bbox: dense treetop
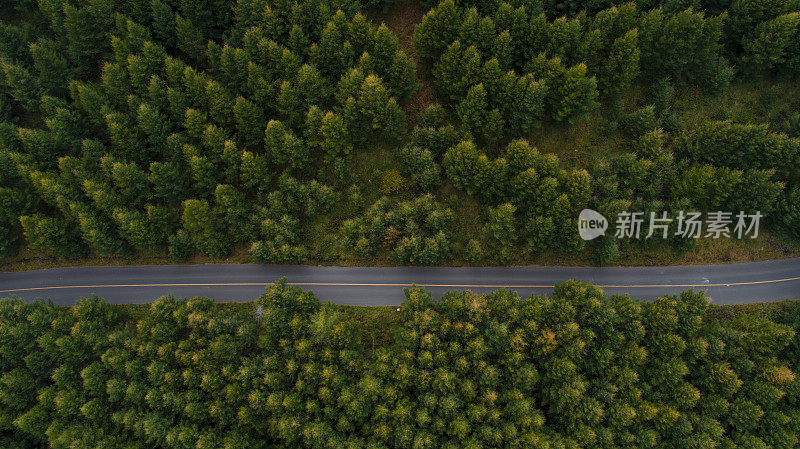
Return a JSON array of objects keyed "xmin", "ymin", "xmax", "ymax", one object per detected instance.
[
  {"xmin": 2, "ymin": 282, "xmax": 800, "ymax": 448},
  {"xmin": 1, "ymin": 0, "xmax": 798, "ymax": 266}
]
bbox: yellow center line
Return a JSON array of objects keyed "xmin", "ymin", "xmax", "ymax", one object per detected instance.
[{"xmin": 1, "ymin": 275, "xmax": 799, "ymax": 294}]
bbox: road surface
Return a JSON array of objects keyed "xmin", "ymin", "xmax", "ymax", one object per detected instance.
[{"xmin": 1, "ymin": 259, "xmax": 799, "ymax": 306}]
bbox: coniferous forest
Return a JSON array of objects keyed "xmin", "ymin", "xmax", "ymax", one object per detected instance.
[
  {"xmin": 1, "ymin": 0, "xmax": 799, "ymax": 267},
  {"xmin": 1, "ymin": 283, "xmax": 800, "ymax": 448}
]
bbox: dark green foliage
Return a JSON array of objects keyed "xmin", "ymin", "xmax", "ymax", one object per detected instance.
[
  {"xmin": 464, "ymin": 238, "xmax": 483, "ymax": 262},
  {"xmin": 741, "ymin": 13, "xmax": 800, "ymax": 76},
  {"xmin": 181, "ymin": 198, "xmax": 231, "ymax": 257},
  {"xmin": 0, "ymin": 22, "xmax": 32, "ymax": 64},
  {"xmin": 594, "ymin": 234, "xmax": 620, "ymax": 264},
  {"xmin": 62, "ymin": 0, "xmax": 116, "ymax": 78},
  {"xmin": 232, "ymin": 96, "xmax": 265, "ymax": 149},
  {"xmin": 1, "ymin": 61, "xmax": 40, "ymax": 112},
  {"xmin": 414, "ymin": 0, "xmax": 462, "ymax": 67},
  {"xmin": 638, "ymin": 8, "xmax": 729, "ymax": 89},
  {"xmin": 0, "ymin": 0, "xmax": 418, "ymax": 265},
  {"xmin": 673, "ymin": 120, "xmax": 800, "ymax": 184},
  {"xmin": 19, "ymin": 213, "xmax": 86, "ymax": 259},
  {"xmin": 149, "ymin": 0, "xmax": 175, "ymax": 49},
  {"xmin": 168, "ymin": 229, "xmax": 194, "ymax": 261},
  {"xmin": 29, "ymin": 39, "xmax": 71, "ymax": 97},
  {"xmin": 175, "ymin": 15, "xmax": 205, "ymax": 65},
  {"xmin": 618, "ymin": 104, "xmax": 659, "ymax": 138},
  {"xmin": 73, "ymin": 204, "xmax": 130, "ymax": 256},
  {"xmin": 672, "ymin": 164, "xmax": 784, "ymax": 214},
  {"xmin": 408, "ymin": 122, "xmax": 467, "ymax": 158},
  {"xmin": 1, "ymin": 0, "xmax": 800, "ymax": 267},
  {"xmin": 775, "ymin": 187, "xmax": 800, "ymax": 238}
]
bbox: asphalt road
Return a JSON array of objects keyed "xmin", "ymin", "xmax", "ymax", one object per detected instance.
[{"xmin": 1, "ymin": 259, "xmax": 799, "ymax": 306}]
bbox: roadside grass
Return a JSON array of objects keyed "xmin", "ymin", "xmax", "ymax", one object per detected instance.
[{"xmin": 4, "ymin": 228, "xmax": 798, "ymax": 271}]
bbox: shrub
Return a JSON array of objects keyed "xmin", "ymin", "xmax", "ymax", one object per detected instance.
[
  {"xmin": 340, "ymin": 195, "xmax": 454, "ymax": 264},
  {"xmin": 379, "ymin": 168, "xmax": 406, "ymax": 195},
  {"xmin": 168, "ymin": 229, "xmax": 194, "ymax": 262},
  {"xmin": 395, "ymin": 146, "xmax": 442, "ymax": 192},
  {"xmin": 464, "ymin": 239, "xmax": 483, "ymax": 263},
  {"xmin": 618, "ymin": 105, "xmax": 658, "ymax": 138}
]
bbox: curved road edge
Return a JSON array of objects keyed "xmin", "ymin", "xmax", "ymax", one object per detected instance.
[{"xmin": 1, "ymin": 259, "xmax": 799, "ymax": 306}]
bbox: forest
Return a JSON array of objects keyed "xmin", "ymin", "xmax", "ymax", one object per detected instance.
[
  {"xmin": 1, "ymin": 282, "xmax": 800, "ymax": 448},
  {"xmin": 1, "ymin": 0, "xmax": 799, "ymax": 267}
]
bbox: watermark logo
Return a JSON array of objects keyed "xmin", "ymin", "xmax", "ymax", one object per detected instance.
[
  {"xmin": 578, "ymin": 210, "xmax": 762, "ymax": 240},
  {"xmin": 578, "ymin": 209, "xmax": 608, "ymax": 241}
]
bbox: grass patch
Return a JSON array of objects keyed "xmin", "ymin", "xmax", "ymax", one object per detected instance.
[{"xmin": 676, "ymin": 78, "xmax": 800, "ymax": 128}]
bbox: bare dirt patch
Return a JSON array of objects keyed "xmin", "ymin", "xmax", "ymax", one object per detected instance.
[{"xmin": 367, "ymin": 0, "xmax": 441, "ymax": 123}]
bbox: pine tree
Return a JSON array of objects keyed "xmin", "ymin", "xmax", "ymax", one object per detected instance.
[
  {"xmin": 214, "ymin": 184, "xmax": 255, "ymax": 242},
  {"xmin": 443, "ymin": 140, "xmax": 507, "ymax": 203},
  {"xmin": 319, "ymin": 112, "xmax": 352, "ymax": 162},
  {"xmin": 147, "ymin": 161, "xmax": 185, "ymax": 205},
  {"xmin": 29, "ymin": 39, "xmax": 70, "ymax": 97},
  {"xmin": 341, "ymin": 74, "xmax": 406, "ymax": 146},
  {"xmin": 240, "ymin": 150, "xmax": 271, "ymax": 195},
  {"xmin": 137, "ymin": 103, "xmax": 170, "ymax": 153},
  {"xmin": 638, "ymin": 8, "xmax": 727, "ymax": 88},
  {"xmin": 233, "ymin": 96, "xmax": 266, "ymax": 149},
  {"xmin": 459, "ymin": 45, "xmax": 484, "ymax": 98},
  {"xmin": 111, "ymin": 161, "xmax": 150, "ymax": 205},
  {"xmin": 506, "ymin": 74, "xmax": 547, "ymax": 136},
  {"xmin": 0, "ymin": 22, "xmax": 32, "ymax": 64},
  {"xmin": 73, "ymin": 204, "xmax": 129, "ymax": 256},
  {"xmin": 19, "ymin": 213, "xmax": 86, "ymax": 258},
  {"xmin": 527, "ymin": 56, "xmax": 599, "ymax": 123},
  {"xmin": 456, "ymin": 83, "xmax": 487, "ymax": 140},
  {"xmin": 395, "ymin": 146, "xmax": 441, "ymax": 192},
  {"xmin": 151, "ymin": 0, "xmax": 176, "ymax": 49},
  {"xmin": 232, "ymin": 0, "xmax": 267, "ymax": 45},
  {"xmin": 486, "ymin": 202, "xmax": 517, "ymax": 246},
  {"xmin": 1, "ymin": 62, "xmax": 40, "ymax": 112},
  {"xmin": 63, "ymin": 1, "xmax": 115, "ymax": 78},
  {"xmin": 184, "ymin": 108, "xmax": 208, "ymax": 140},
  {"xmin": 264, "ymin": 120, "xmax": 305, "ymax": 165},
  {"xmin": 599, "ymin": 29, "xmax": 639, "ymax": 97},
  {"xmin": 546, "ymin": 16, "xmax": 582, "ymax": 64},
  {"xmin": 372, "ymin": 24, "xmax": 400, "ymax": 76},
  {"xmin": 316, "ymin": 15, "xmax": 353, "ymax": 80},
  {"xmin": 458, "ymin": 8, "xmax": 483, "ymax": 51},
  {"xmin": 105, "ymin": 112, "xmax": 144, "ymax": 162},
  {"xmin": 432, "ymin": 41, "xmax": 464, "ymax": 102},
  {"xmin": 205, "ymin": 80, "xmax": 234, "ymax": 128},
  {"xmin": 181, "ymin": 198, "xmax": 231, "ymax": 257},
  {"xmin": 493, "ymin": 30, "xmax": 513, "ymax": 71},
  {"xmin": 175, "ymin": 15, "xmax": 205, "ymax": 65},
  {"xmin": 742, "ymin": 13, "xmax": 800, "ymax": 76},
  {"xmin": 413, "ymin": 0, "xmax": 461, "ymax": 68},
  {"xmin": 349, "ymin": 14, "xmax": 375, "ymax": 56}
]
